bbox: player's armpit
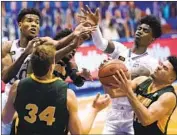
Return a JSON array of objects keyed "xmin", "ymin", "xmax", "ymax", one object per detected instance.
[{"xmin": 104, "ymin": 40, "xmax": 115, "ymax": 54}]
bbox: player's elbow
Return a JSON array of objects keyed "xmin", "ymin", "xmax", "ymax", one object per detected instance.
[
  {"xmin": 2, "ymin": 114, "xmax": 11, "ymax": 124},
  {"xmin": 141, "ymin": 118, "xmax": 153, "ymax": 126}
]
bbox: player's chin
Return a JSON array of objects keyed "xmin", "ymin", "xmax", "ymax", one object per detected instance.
[{"xmin": 27, "ymin": 34, "xmax": 38, "ymax": 40}]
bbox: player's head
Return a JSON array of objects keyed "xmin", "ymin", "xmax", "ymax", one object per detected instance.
[
  {"xmin": 31, "ymin": 45, "xmax": 56, "ymax": 77},
  {"xmin": 17, "ymin": 8, "xmax": 41, "ymax": 40},
  {"xmin": 135, "ymin": 15, "xmax": 162, "ymax": 48},
  {"xmin": 152, "ymin": 56, "xmax": 177, "ymax": 84},
  {"xmin": 54, "ymin": 29, "xmax": 77, "ymax": 63}
]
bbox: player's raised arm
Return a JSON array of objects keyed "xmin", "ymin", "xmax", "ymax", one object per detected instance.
[
  {"xmin": 78, "ymin": 5, "xmax": 127, "ymax": 55},
  {"xmin": 67, "ymin": 89, "xmax": 110, "ymax": 134}
]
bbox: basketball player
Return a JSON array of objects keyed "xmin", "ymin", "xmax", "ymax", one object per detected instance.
[
  {"xmin": 53, "ymin": 28, "xmax": 93, "ymax": 87},
  {"xmin": 79, "ymin": 6, "xmax": 161, "ymax": 134},
  {"xmin": 2, "ymin": 8, "xmax": 95, "ymax": 134},
  {"xmin": 111, "ymin": 56, "xmax": 177, "ymax": 135},
  {"xmin": 2, "ymin": 44, "xmax": 111, "ymax": 135}
]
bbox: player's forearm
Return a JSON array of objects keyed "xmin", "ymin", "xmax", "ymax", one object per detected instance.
[
  {"xmin": 81, "ymin": 107, "xmax": 98, "ymax": 134},
  {"xmin": 91, "ymin": 26, "xmax": 109, "ymax": 51},
  {"xmin": 127, "ymin": 90, "xmax": 152, "ymax": 126},
  {"xmin": 55, "ymin": 33, "xmax": 76, "ymax": 50},
  {"xmin": 55, "ymin": 44, "xmax": 75, "ymax": 63},
  {"xmin": 2, "ymin": 52, "xmax": 29, "ymax": 83}
]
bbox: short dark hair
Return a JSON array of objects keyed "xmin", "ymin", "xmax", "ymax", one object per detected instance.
[
  {"xmin": 54, "ymin": 29, "xmax": 73, "ymax": 40},
  {"xmin": 17, "ymin": 8, "xmax": 41, "ymax": 23},
  {"xmin": 139, "ymin": 15, "xmax": 162, "ymax": 38},
  {"xmin": 167, "ymin": 56, "xmax": 177, "ymax": 80},
  {"xmin": 31, "ymin": 45, "xmax": 56, "ymax": 77}
]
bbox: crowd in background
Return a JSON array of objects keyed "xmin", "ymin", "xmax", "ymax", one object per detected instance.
[{"xmin": 2, "ymin": 1, "xmax": 177, "ymax": 42}]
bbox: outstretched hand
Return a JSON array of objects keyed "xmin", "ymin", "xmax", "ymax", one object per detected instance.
[
  {"xmin": 78, "ymin": 68, "xmax": 93, "ymax": 81},
  {"xmin": 74, "ymin": 21, "xmax": 97, "ymax": 37},
  {"xmin": 78, "ymin": 5, "xmax": 100, "ymax": 26},
  {"xmin": 92, "ymin": 93, "xmax": 111, "ymax": 112}
]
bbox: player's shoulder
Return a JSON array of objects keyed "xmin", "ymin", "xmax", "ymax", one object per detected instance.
[
  {"xmin": 2, "ymin": 40, "xmax": 13, "ymax": 52},
  {"xmin": 133, "ymin": 76, "xmax": 149, "ymax": 86},
  {"xmin": 112, "ymin": 41, "xmax": 127, "ymax": 49},
  {"xmin": 67, "ymin": 89, "xmax": 76, "ymax": 98},
  {"xmin": 142, "ymin": 54, "xmax": 158, "ymax": 66}
]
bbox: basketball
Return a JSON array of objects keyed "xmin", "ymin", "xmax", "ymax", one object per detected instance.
[{"xmin": 98, "ymin": 59, "xmax": 129, "ymax": 86}]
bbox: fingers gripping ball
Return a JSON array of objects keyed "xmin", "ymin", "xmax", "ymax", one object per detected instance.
[{"xmin": 98, "ymin": 60, "xmax": 129, "ymax": 86}]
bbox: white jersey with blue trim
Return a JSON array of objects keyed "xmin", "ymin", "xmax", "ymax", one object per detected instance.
[
  {"xmin": 4, "ymin": 39, "xmax": 31, "ymax": 95},
  {"xmin": 109, "ymin": 41, "xmax": 158, "ymax": 107}
]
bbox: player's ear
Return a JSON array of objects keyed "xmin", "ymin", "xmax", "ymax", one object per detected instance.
[{"xmin": 18, "ymin": 22, "xmax": 22, "ymax": 31}]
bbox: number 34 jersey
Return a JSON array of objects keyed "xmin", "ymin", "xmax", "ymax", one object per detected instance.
[{"xmin": 14, "ymin": 74, "xmax": 69, "ymax": 135}]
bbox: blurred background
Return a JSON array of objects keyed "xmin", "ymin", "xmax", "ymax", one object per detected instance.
[{"xmin": 1, "ymin": 1, "xmax": 177, "ymax": 134}]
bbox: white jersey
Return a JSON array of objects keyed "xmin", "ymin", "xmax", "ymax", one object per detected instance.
[
  {"xmin": 109, "ymin": 41, "xmax": 158, "ymax": 107},
  {"xmin": 4, "ymin": 39, "xmax": 31, "ymax": 95}
]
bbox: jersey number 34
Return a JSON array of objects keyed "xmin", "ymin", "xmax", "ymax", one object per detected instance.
[{"xmin": 24, "ymin": 103, "xmax": 56, "ymax": 126}]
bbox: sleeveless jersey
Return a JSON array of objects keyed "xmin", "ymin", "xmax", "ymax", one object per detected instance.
[
  {"xmin": 133, "ymin": 78, "xmax": 177, "ymax": 135},
  {"xmin": 14, "ymin": 74, "xmax": 69, "ymax": 135},
  {"xmin": 5, "ymin": 39, "xmax": 31, "ymax": 95}
]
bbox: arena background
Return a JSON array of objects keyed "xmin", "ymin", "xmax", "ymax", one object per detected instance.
[{"xmin": 1, "ymin": 1, "xmax": 177, "ymax": 134}]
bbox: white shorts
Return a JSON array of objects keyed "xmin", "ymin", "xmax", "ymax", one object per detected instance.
[
  {"xmin": 2, "ymin": 93, "xmax": 12, "ymax": 135},
  {"xmin": 102, "ymin": 105, "xmax": 134, "ymax": 135}
]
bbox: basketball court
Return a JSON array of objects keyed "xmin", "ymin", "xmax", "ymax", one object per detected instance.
[{"xmin": 77, "ymin": 93, "xmax": 177, "ymax": 135}]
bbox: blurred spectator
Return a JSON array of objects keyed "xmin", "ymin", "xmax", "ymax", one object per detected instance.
[
  {"xmin": 65, "ymin": 8, "xmax": 74, "ymax": 29},
  {"xmin": 100, "ymin": 1, "xmax": 109, "ymax": 19},
  {"xmin": 114, "ymin": 9, "xmax": 129, "ymax": 38},
  {"xmin": 40, "ymin": 16, "xmax": 53, "ymax": 37},
  {"xmin": 127, "ymin": 2, "xmax": 141, "ymax": 37},
  {"xmin": 42, "ymin": 2, "xmax": 53, "ymax": 24},
  {"xmin": 153, "ymin": 2, "xmax": 161, "ymax": 17},
  {"xmin": 161, "ymin": 2, "xmax": 170, "ymax": 19},
  {"xmin": 119, "ymin": 1, "xmax": 129, "ymax": 19},
  {"xmin": 102, "ymin": 18, "xmax": 120, "ymax": 40},
  {"xmin": 108, "ymin": 2, "xmax": 118, "ymax": 16},
  {"xmin": 2, "ymin": 2, "xmax": 8, "ymax": 41},
  {"xmin": 159, "ymin": 12, "xmax": 167, "ymax": 25},
  {"xmin": 21, "ymin": 1, "xmax": 28, "ymax": 9},
  {"xmin": 53, "ymin": 2, "xmax": 65, "ymax": 25},
  {"xmin": 170, "ymin": 2, "xmax": 177, "ymax": 18},
  {"xmin": 7, "ymin": 18, "xmax": 16, "ymax": 40},
  {"xmin": 52, "ymin": 13, "xmax": 63, "ymax": 37},
  {"xmin": 101, "ymin": 10, "xmax": 119, "ymax": 40},
  {"xmin": 2, "ymin": 1, "xmax": 177, "ymax": 42}
]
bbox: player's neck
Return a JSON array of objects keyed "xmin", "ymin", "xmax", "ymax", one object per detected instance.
[
  {"xmin": 132, "ymin": 45, "xmax": 147, "ymax": 55},
  {"xmin": 35, "ymin": 73, "xmax": 53, "ymax": 81},
  {"xmin": 19, "ymin": 35, "xmax": 30, "ymax": 48},
  {"xmin": 150, "ymin": 80, "xmax": 170, "ymax": 93}
]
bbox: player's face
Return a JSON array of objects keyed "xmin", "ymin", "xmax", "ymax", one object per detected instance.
[
  {"xmin": 19, "ymin": 14, "xmax": 40, "ymax": 39},
  {"xmin": 135, "ymin": 24, "xmax": 153, "ymax": 47},
  {"xmin": 63, "ymin": 49, "xmax": 76, "ymax": 62},
  {"xmin": 153, "ymin": 60, "xmax": 176, "ymax": 83}
]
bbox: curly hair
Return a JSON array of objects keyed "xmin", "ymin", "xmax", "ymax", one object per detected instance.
[
  {"xmin": 17, "ymin": 8, "xmax": 41, "ymax": 23},
  {"xmin": 54, "ymin": 28, "xmax": 73, "ymax": 40},
  {"xmin": 167, "ymin": 56, "xmax": 177, "ymax": 80},
  {"xmin": 31, "ymin": 45, "xmax": 56, "ymax": 77},
  {"xmin": 139, "ymin": 15, "xmax": 162, "ymax": 38}
]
